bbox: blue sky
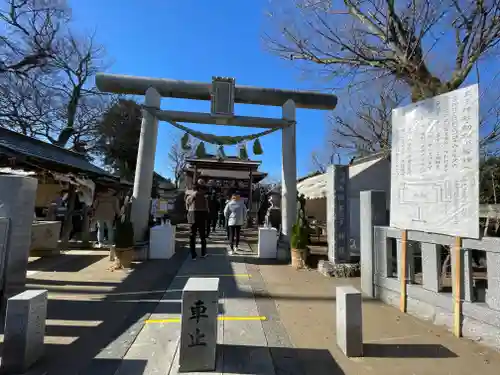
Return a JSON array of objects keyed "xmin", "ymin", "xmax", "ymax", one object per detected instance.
[{"xmin": 69, "ymin": 0, "xmax": 332, "ymax": 181}]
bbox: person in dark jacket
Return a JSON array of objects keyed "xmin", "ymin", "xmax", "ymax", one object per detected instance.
[
  {"xmin": 185, "ymin": 183, "xmax": 209, "ymax": 260},
  {"xmin": 218, "ymin": 195, "xmax": 226, "ymax": 229},
  {"xmin": 206, "ymin": 192, "xmax": 219, "ymax": 235}
]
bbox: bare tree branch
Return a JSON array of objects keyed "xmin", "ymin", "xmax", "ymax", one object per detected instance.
[
  {"xmin": 168, "ymin": 135, "xmax": 196, "ymax": 189},
  {"xmin": 265, "ymin": 0, "xmax": 500, "ymax": 101},
  {"xmin": 0, "ymin": 0, "xmax": 69, "ymax": 76}
]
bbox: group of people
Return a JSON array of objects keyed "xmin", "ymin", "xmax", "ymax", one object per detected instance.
[
  {"xmin": 53, "ymin": 187, "xmax": 125, "ymax": 248},
  {"xmin": 185, "ymin": 180, "xmax": 247, "ymax": 260}
]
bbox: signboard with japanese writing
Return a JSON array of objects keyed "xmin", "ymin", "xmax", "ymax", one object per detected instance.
[
  {"xmin": 201, "ymin": 178, "xmax": 250, "ymax": 190},
  {"xmin": 390, "ymin": 84, "xmax": 479, "ymax": 239}
]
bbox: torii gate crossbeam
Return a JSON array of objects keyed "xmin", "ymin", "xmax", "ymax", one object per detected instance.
[{"xmin": 95, "ymin": 73, "xmax": 337, "ymax": 252}]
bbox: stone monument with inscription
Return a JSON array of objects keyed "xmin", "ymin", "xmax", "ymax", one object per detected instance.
[
  {"xmin": 326, "ymin": 164, "xmax": 350, "ymax": 263},
  {"xmin": 1, "ymin": 289, "xmax": 48, "ymax": 373},
  {"xmin": 179, "ymin": 277, "xmax": 219, "ymax": 372},
  {"xmin": 390, "ymin": 84, "xmax": 479, "ymax": 238}
]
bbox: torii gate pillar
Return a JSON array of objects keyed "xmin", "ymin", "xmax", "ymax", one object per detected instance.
[
  {"xmin": 131, "ymin": 88, "xmax": 161, "ymax": 241},
  {"xmin": 281, "ymin": 100, "xmax": 297, "ymax": 245}
]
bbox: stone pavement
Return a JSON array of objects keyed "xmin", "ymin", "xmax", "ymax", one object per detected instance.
[
  {"xmin": 113, "ymin": 234, "xmax": 296, "ymax": 375},
  {"xmin": 1, "ymin": 247, "xmax": 188, "ymax": 375},
  {"xmin": 251, "ymin": 252, "xmax": 500, "ymax": 375},
  {"xmin": 3, "ymin": 227, "xmax": 500, "ymax": 374},
  {"xmin": 113, "ymin": 226, "xmax": 500, "ymax": 375}
]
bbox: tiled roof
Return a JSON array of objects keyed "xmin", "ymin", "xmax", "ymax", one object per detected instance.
[{"xmin": 0, "ymin": 127, "xmax": 112, "ymax": 177}]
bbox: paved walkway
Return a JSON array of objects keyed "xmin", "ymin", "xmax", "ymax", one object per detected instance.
[
  {"xmin": 112, "ymin": 228, "xmax": 500, "ymax": 375},
  {"xmin": 113, "ymin": 237, "xmax": 285, "ymax": 374},
  {"xmin": 3, "ymin": 227, "xmax": 500, "ymax": 374}
]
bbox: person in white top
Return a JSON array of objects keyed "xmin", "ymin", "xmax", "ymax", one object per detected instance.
[{"xmin": 224, "ymin": 192, "xmax": 247, "ymax": 254}]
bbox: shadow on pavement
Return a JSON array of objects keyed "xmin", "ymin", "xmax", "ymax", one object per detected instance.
[
  {"xmin": 80, "ymin": 358, "xmax": 147, "ymax": 375},
  {"xmin": 18, "ymin": 250, "xmax": 189, "ymax": 375},
  {"xmin": 220, "ymin": 344, "xmax": 345, "ymax": 375},
  {"xmin": 363, "ymin": 343, "xmax": 458, "ymax": 358},
  {"xmin": 28, "ymin": 254, "xmax": 107, "ymax": 273},
  {"xmin": 251, "ymin": 290, "xmax": 379, "ymax": 303},
  {"xmin": 26, "ymin": 278, "xmax": 119, "ymax": 287}
]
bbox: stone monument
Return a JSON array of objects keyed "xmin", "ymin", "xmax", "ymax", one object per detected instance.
[
  {"xmin": 0, "ymin": 175, "xmax": 38, "ymax": 301},
  {"xmin": 179, "ymin": 277, "xmax": 220, "ymax": 372}
]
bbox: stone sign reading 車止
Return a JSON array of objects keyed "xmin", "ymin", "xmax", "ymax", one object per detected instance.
[
  {"xmin": 179, "ymin": 277, "xmax": 219, "ymax": 372},
  {"xmin": 390, "ymin": 84, "xmax": 479, "ymax": 239}
]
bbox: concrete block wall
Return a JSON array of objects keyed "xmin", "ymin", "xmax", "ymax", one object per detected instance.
[
  {"xmin": 360, "ymin": 190, "xmax": 500, "ymax": 351},
  {"xmin": 372, "ymin": 226, "xmax": 500, "ymax": 350}
]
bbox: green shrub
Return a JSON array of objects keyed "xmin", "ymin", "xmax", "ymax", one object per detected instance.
[
  {"xmin": 291, "ymin": 193, "xmax": 309, "ymax": 250},
  {"xmin": 114, "ymin": 200, "xmax": 135, "ymax": 249},
  {"xmin": 291, "ymin": 222, "xmax": 308, "ymax": 249}
]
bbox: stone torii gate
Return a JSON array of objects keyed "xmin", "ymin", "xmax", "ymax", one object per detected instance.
[{"xmin": 95, "ymin": 73, "xmax": 337, "ymax": 246}]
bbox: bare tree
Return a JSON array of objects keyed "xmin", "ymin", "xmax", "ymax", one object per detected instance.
[
  {"xmin": 1, "ymin": 30, "xmax": 111, "ymax": 153},
  {"xmin": 0, "ymin": 0, "xmax": 69, "ymax": 76},
  {"xmin": 310, "ymin": 150, "xmax": 338, "ymax": 173},
  {"xmin": 331, "ymin": 86, "xmax": 405, "ymax": 156},
  {"xmin": 266, "ymin": 0, "xmax": 500, "ymax": 102},
  {"xmin": 168, "ymin": 137, "xmax": 195, "ymax": 189},
  {"xmin": 45, "ymin": 32, "xmax": 109, "ymax": 147}
]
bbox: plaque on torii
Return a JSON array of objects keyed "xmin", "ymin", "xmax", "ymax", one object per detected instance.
[{"xmin": 210, "ymin": 76, "xmax": 235, "ymax": 117}]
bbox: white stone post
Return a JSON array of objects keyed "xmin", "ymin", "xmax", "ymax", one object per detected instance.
[
  {"xmin": 336, "ymin": 286, "xmax": 363, "ymax": 357},
  {"xmin": 281, "ymin": 99, "xmax": 297, "ymax": 245},
  {"xmin": 2, "ymin": 290, "xmax": 48, "ymax": 373},
  {"xmin": 131, "ymin": 87, "xmax": 161, "ymax": 242},
  {"xmin": 421, "ymin": 243, "xmax": 441, "ymax": 292},
  {"xmin": 360, "ymin": 190, "xmax": 387, "ymax": 297},
  {"xmin": 485, "ymin": 252, "xmax": 500, "ymax": 309},
  {"xmin": 179, "ymin": 277, "xmax": 219, "ymax": 372}
]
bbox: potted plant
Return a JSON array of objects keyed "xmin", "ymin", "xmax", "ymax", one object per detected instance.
[
  {"xmin": 110, "ymin": 198, "xmax": 135, "ymax": 271},
  {"xmin": 290, "ymin": 194, "xmax": 309, "ymax": 269}
]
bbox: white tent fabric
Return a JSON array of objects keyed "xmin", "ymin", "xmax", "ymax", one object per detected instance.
[
  {"xmin": 297, "ymin": 156, "xmax": 384, "ymax": 200},
  {"xmin": 297, "ymin": 173, "xmax": 327, "ymax": 199}
]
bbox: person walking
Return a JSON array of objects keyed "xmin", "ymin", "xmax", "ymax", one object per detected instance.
[
  {"xmin": 207, "ymin": 192, "xmax": 219, "ymax": 235},
  {"xmin": 224, "ymin": 192, "xmax": 247, "ymax": 254},
  {"xmin": 217, "ymin": 194, "xmax": 226, "ymax": 229},
  {"xmin": 185, "ymin": 182, "xmax": 209, "ymax": 260},
  {"xmin": 92, "ymin": 188, "xmax": 121, "ymax": 248}
]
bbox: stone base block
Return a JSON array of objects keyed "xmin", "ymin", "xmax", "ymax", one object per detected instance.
[
  {"xmin": 318, "ymin": 261, "xmax": 360, "ymax": 278},
  {"xmin": 336, "ymin": 286, "xmax": 363, "ymax": 357},
  {"xmin": 1, "ymin": 290, "xmax": 48, "ymax": 373}
]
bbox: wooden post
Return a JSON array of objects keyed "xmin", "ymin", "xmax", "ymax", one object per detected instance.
[
  {"xmin": 81, "ymin": 205, "xmax": 90, "ymax": 248},
  {"xmin": 400, "ymin": 230, "xmax": 408, "ymax": 313},
  {"xmin": 453, "ymin": 236, "xmax": 462, "ymax": 337},
  {"xmin": 60, "ymin": 186, "xmax": 76, "ymax": 247},
  {"xmin": 248, "ymin": 169, "xmax": 253, "ymax": 226}
]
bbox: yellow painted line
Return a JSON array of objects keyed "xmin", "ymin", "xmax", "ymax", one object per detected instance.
[
  {"xmin": 453, "ymin": 236, "xmax": 462, "ymax": 338},
  {"xmin": 145, "ymin": 316, "xmax": 267, "ymax": 324},
  {"xmin": 175, "ymin": 274, "xmax": 250, "ymax": 278}
]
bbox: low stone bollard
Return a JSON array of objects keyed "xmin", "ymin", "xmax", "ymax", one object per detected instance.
[
  {"xmin": 178, "ymin": 277, "xmax": 220, "ymax": 372},
  {"xmin": 336, "ymin": 286, "xmax": 363, "ymax": 357},
  {"xmin": 1, "ymin": 290, "xmax": 48, "ymax": 373}
]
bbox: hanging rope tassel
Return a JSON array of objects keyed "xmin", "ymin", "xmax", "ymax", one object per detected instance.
[{"xmin": 253, "ymin": 139, "xmax": 263, "ymax": 155}]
